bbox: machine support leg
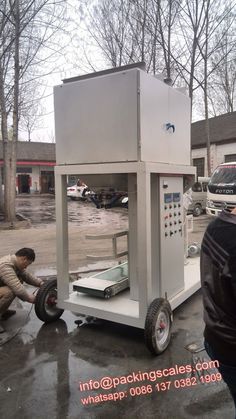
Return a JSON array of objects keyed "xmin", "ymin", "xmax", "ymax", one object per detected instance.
[{"xmin": 137, "ymin": 167, "xmax": 152, "ymax": 321}]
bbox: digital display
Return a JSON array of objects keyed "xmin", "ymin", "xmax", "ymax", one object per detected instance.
[
  {"xmin": 173, "ymin": 193, "xmax": 181, "ymax": 202},
  {"xmin": 164, "ymin": 193, "xmax": 173, "ymax": 204}
]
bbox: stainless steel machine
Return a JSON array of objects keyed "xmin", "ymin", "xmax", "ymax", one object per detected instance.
[{"xmin": 35, "ymin": 63, "xmax": 199, "ymax": 355}]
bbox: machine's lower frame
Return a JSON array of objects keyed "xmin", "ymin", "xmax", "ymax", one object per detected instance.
[
  {"xmin": 34, "ymin": 161, "xmax": 200, "ymax": 355},
  {"xmin": 34, "ymin": 251, "xmax": 200, "ymax": 356},
  {"xmin": 35, "ymin": 278, "xmax": 174, "ymax": 355}
]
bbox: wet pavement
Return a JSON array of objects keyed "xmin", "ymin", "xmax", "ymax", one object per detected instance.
[
  {"xmin": 0, "ymin": 196, "xmax": 234, "ymax": 418},
  {"xmin": 15, "ymin": 194, "xmax": 128, "ymax": 228},
  {"xmin": 0, "ymin": 289, "xmax": 233, "ymax": 419}
]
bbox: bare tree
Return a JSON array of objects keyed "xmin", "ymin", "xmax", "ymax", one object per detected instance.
[
  {"xmin": 0, "ymin": 1, "xmax": 15, "ymax": 222},
  {"xmin": 77, "ymin": 0, "xmax": 183, "ymax": 79},
  {"xmin": 164, "ymin": 0, "xmax": 236, "ymax": 174},
  {"xmin": 194, "ymin": 0, "xmax": 236, "ymax": 175},
  {"xmin": 0, "ymin": 0, "xmax": 68, "ymax": 223},
  {"xmin": 47, "ymin": 129, "xmax": 55, "ymax": 143},
  {"xmin": 208, "ymin": 15, "xmax": 236, "ymax": 115},
  {"xmin": 19, "ymin": 87, "xmax": 45, "ymax": 141},
  {"xmin": 145, "ymin": 0, "xmax": 181, "ymax": 78},
  {"xmin": 71, "ymin": 0, "xmax": 236, "ymax": 178},
  {"xmin": 80, "ymin": 0, "xmax": 140, "ymax": 67},
  {"xmin": 174, "ymin": 0, "xmax": 209, "ymax": 110}
]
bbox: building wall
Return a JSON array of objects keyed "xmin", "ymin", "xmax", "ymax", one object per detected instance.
[
  {"xmin": 31, "ymin": 166, "xmax": 40, "ymax": 193},
  {"xmin": 16, "ymin": 165, "xmax": 54, "ymax": 193},
  {"xmin": 192, "ymin": 142, "xmax": 236, "ymax": 176},
  {"xmin": 216, "ymin": 142, "xmax": 236, "ymax": 166}
]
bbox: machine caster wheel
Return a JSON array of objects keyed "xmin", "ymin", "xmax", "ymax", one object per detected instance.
[
  {"xmin": 188, "ymin": 242, "xmax": 200, "ymax": 257},
  {"xmin": 193, "ymin": 204, "xmax": 202, "ymax": 217},
  {"xmin": 104, "ymin": 287, "xmax": 112, "ymax": 299},
  {"xmin": 144, "ymin": 298, "xmax": 172, "ymax": 355},
  {"xmin": 35, "ymin": 278, "xmax": 64, "ymax": 323}
]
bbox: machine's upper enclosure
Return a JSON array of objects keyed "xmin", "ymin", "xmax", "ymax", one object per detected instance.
[{"xmin": 54, "ymin": 66, "xmax": 190, "ymax": 165}]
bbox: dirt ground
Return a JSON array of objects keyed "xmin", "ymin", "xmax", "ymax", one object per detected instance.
[{"xmin": 0, "ymin": 195, "xmax": 211, "ymax": 276}]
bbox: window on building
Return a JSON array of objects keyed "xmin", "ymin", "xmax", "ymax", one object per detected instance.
[
  {"xmin": 16, "ymin": 167, "xmax": 32, "ymax": 173},
  {"xmin": 202, "ymin": 182, "xmax": 208, "ymax": 192},
  {"xmin": 40, "ymin": 170, "xmax": 55, "ymax": 193},
  {"xmin": 193, "ymin": 158, "xmax": 205, "ymax": 177},
  {"xmin": 192, "ymin": 182, "xmax": 202, "ymax": 192},
  {"xmin": 224, "ymin": 154, "xmax": 236, "ymax": 163}
]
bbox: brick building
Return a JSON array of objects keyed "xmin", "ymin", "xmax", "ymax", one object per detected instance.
[{"xmin": 0, "ymin": 141, "xmax": 55, "ymax": 193}]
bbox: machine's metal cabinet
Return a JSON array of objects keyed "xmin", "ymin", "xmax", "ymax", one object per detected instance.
[
  {"xmin": 54, "ymin": 70, "xmax": 139, "ymax": 165},
  {"xmin": 139, "ymin": 72, "xmax": 190, "ymax": 165},
  {"xmin": 54, "ymin": 68, "xmax": 190, "ymax": 166}
]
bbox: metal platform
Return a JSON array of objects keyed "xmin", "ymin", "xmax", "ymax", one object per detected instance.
[
  {"xmin": 58, "ymin": 257, "xmax": 200, "ymax": 329},
  {"xmin": 73, "ymin": 262, "xmax": 129, "ymax": 298}
]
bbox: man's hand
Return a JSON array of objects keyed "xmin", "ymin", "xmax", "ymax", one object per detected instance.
[
  {"xmin": 38, "ymin": 279, "xmax": 46, "ymax": 287},
  {"xmin": 28, "ymin": 293, "xmax": 36, "ymax": 304}
]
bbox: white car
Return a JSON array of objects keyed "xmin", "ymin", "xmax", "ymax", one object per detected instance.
[{"xmin": 67, "ymin": 179, "xmax": 89, "ymax": 200}]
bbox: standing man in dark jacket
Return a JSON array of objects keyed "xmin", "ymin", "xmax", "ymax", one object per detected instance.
[{"xmin": 201, "ymin": 208, "xmax": 236, "ymax": 415}]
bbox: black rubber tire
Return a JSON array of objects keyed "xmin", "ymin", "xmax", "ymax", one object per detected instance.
[
  {"xmin": 35, "ymin": 278, "xmax": 64, "ymax": 323},
  {"xmin": 193, "ymin": 204, "xmax": 202, "ymax": 217},
  {"xmin": 144, "ymin": 298, "xmax": 172, "ymax": 355}
]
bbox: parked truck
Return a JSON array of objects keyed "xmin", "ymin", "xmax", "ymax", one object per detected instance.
[{"xmin": 187, "ymin": 176, "xmax": 209, "ymax": 216}]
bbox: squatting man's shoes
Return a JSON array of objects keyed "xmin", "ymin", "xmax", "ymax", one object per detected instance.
[{"xmin": 0, "ymin": 309, "xmax": 17, "ymax": 332}]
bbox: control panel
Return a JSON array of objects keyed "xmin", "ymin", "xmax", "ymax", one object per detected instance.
[
  {"xmin": 159, "ymin": 176, "xmax": 184, "ymax": 300},
  {"xmin": 163, "ymin": 192, "xmax": 183, "ymax": 239}
]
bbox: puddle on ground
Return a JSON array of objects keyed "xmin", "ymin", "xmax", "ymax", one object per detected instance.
[{"xmin": 16, "ymin": 196, "xmax": 128, "ymax": 229}]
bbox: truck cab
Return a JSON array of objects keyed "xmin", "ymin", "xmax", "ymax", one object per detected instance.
[{"xmin": 206, "ymin": 162, "xmax": 236, "ymax": 216}]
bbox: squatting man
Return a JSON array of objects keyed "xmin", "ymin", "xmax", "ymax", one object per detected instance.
[{"xmin": 0, "ymin": 248, "xmax": 44, "ymax": 333}]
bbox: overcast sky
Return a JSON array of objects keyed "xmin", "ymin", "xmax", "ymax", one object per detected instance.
[
  {"xmin": 19, "ymin": 1, "xmax": 104, "ymax": 143},
  {"xmin": 22, "ymin": 1, "xmax": 207, "ymax": 143}
]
